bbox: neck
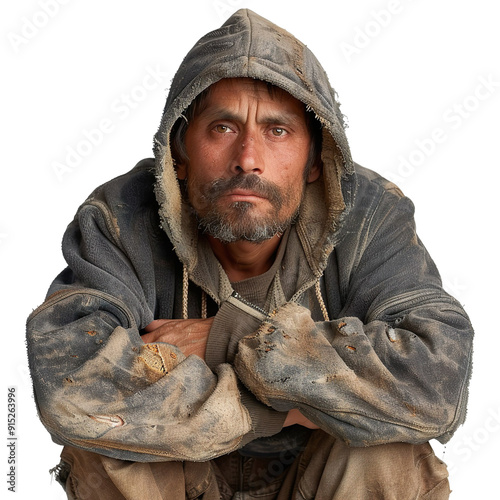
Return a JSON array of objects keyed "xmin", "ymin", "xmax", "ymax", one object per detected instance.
[{"xmin": 208, "ymin": 234, "xmax": 283, "ymax": 282}]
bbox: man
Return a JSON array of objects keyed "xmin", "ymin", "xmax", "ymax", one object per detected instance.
[{"xmin": 27, "ymin": 9, "xmax": 473, "ymax": 499}]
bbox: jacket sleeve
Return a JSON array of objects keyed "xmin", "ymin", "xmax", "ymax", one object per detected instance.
[
  {"xmin": 234, "ymin": 183, "xmax": 474, "ymax": 447},
  {"xmin": 26, "ymin": 192, "xmax": 280, "ymax": 463}
]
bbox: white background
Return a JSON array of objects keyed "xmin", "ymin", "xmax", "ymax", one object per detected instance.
[{"xmin": 1, "ymin": 0, "xmax": 498, "ymax": 498}]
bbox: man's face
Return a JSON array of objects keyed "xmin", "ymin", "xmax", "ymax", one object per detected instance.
[{"xmin": 176, "ymin": 78, "xmax": 320, "ymax": 243}]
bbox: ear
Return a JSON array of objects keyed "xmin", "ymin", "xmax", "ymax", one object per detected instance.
[
  {"xmin": 176, "ymin": 162, "xmax": 187, "ymax": 180},
  {"xmin": 306, "ymin": 161, "xmax": 322, "ymax": 183}
]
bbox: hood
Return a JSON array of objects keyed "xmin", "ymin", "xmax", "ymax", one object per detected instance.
[{"xmin": 153, "ymin": 9, "xmax": 355, "ymax": 297}]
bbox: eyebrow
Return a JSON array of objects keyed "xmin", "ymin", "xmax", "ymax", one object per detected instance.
[{"xmin": 200, "ymin": 106, "xmax": 305, "ymax": 127}]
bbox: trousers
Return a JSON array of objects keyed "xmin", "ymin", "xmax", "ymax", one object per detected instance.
[{"xmin": 54, "ymin": 431, "xmax": 450, "ymax": 499}]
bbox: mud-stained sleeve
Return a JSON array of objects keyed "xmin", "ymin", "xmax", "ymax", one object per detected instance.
[
  {"xmin": 28, "ymin": 296, "xmax": 251, "ymax": 461},
  {"xmin": 26, "ymin": 198, "xmax": 253, "ymax": 462},
  {"xmin": 234, "ymin": 191, "xmax": 474, "ymax": 447},
  {"xmin": 234, "ymin": 300, "xmax": 472, "ymax": 447}
]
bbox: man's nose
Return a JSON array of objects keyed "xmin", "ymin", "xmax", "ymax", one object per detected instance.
[{"xmin": 231, "ymin": 132, "xmax": 265, "ymax": 175}]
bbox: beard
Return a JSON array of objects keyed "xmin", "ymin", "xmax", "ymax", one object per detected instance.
[{"xmin": 189, "ymin": 174, "xmax": 303, "ymax": 244}]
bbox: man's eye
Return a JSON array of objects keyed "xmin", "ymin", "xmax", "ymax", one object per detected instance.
[
  {"xmin": 214, "ymin": 124, "xmax": 231, "ymax": 133},
  {"xmin": 271, "ymin": 128, "xmax": 287, "ymax": 137}
]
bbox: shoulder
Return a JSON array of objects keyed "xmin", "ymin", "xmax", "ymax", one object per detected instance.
[
  {"xmin": 345, "ymin": 163, "xmax": 414, "ymax": 218},
  {"xmin": 352, "ymin": 163, "xmax": 405, "ymax": 202},
  {"xmin": 69, "ymin": 158, "xmax": 163, "ymax": 244},
  {"xmin": 85, "ymin": 158, "xmax": 157, "ymax": 210},
  {"xmin": 334, "ymin": 163, "xmax": 416, "ymax": 248}
]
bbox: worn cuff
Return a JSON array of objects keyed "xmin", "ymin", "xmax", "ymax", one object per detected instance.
[{"xmin": 239, "ymin": 384, "xmax": 287, "ymax": 446}]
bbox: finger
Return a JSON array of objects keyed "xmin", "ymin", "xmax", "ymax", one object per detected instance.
[
  {"xmin": 144, "ymin": 319, "xmax": 170, "ymax": 332},
  {"xmin": 141, "ymin": 332, "xmax": 153, "ymax": 343}
]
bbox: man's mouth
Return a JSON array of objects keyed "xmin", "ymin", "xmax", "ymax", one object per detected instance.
[
  {"xmin": 203, "ymin": 174, "xmax": 283, "ymax": 209},
  {"xmin": 223, "ymin": 189, "xmax": 267, "ymax": 203}
]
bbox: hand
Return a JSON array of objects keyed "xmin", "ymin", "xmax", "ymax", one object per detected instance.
[
  {"xmin": 142, "ymin": 318, "xmax": 214, "ymax": 359},
  {"xmin": 283, "ymin": 409, "xmax": 320, "ymax": 429}
]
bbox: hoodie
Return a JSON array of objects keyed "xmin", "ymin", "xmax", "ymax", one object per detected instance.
[{"xmin": 26, "ymin": 9, "xmax": 473, "ymax": 462}]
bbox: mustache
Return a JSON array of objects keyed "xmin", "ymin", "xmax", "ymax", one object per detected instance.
[{"xmin": 201, "ymin": 174, "xmax": 284, "ymax": 207}]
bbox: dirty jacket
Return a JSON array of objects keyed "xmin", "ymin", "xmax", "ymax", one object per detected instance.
[{"xmin": 26, "ymin": 9, "xmax": 473, "ymax": 462}]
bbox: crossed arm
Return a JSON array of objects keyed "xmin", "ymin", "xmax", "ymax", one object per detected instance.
[{"xmin": 142, "ymin": 317, "xmax": 319, "ymax": 429}]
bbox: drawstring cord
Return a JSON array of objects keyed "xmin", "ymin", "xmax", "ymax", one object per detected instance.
[
  {"xmin": 182, "ymin": 264, "xmax": 189, "ymax": 320},
  {"xmin": 315, "ymin": 279, "xmax": 330, "ymax": 321},
  {"xmin": 182, "ymin": 264, "xmax": 208, "ymax": 319},
  {"xmin": 201, "ymin": 291, "xmax": 207, "ymax": 319}
]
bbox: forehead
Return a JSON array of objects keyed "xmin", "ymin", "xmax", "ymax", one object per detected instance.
[
  {"xmin": 199, "ymin": 78, "xmax": 307, "ymax": 117},
  {"xmin": 210, "ymin": 78, "xmax": 288, "ymax": 98}
]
